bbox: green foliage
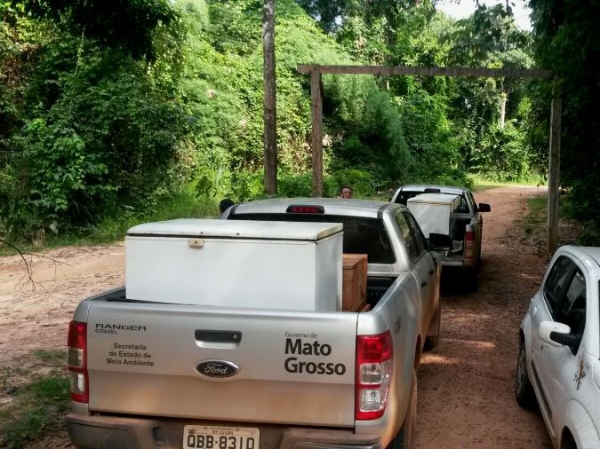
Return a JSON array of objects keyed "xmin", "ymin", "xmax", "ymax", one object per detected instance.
[
  {"xmin": 0, "ymin": 0, "xmax": 547, "ymax": 247},
  {"xmin": 0, "ymin": 350, "xmax": 70, "ymax": 449},
  {"xmin": 32, "ymin": 348, "xmax": 65, "ymax": 364},
  {"xmin": 470, "ymin": 122, "xmax": 534, "ymax": 182},
  {"xmin": 530, "ymin": 0, "xmax": 600, "ymax": 225},
  {"xmin": 397, "ymin": 88, "xmax": 458, "ymax": 181},
  {"xmin": 0, "ymin": 7, "xmax": 189, "ymax": 240},
  {"xmin": 0, "ymin": 376, "xmax": 70, "ymax": 448},
  {"xmin": 574, "ymin": 222, "xmax": 600, "ymax": 247},
  {"xmin": 329, "ymin": 83, "xmax": 412, "ymax": 187},
  {"xmin": 445, "ymin": 4, "xmax": 531, "ymax": 67},
  {"xmin": 63, "ymin": 187, "xmax": 216, "ymax": 246},
  {"xmin": 227, "ymin": 171, "xmax": 265, "ymax": 202},
  {"xmin": 325, "ymin": 168, "xmax": 378, "ymax": 198},
  {"xmin": 19, "ymin": 0, "xmax": 177, "ymax": 60},
  {"xmin": 275, "ymin": 172, "xmax": 311, "ymax": 197}
]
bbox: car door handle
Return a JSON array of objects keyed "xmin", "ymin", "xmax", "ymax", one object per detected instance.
[{"xmin": 421, "ymin": 280, "xmax": 427, "ymax": 288}]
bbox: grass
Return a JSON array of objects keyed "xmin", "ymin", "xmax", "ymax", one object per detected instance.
[
  {"xmin": 32, "ymin": 349, "xmax": 68, "ymax": 365},
  {"xmin": 0, "ymin": 175, "xmax": 557, "ymax": 256},
  {"xmin": 469, "ymin": 174, "xmax": 545, "ymax": 192},
  {"xmin": 517, "ymin": 193, "xmax": 585, "ymax": 251},
  {"xmin": 523, "ymin": 196, "xmax": 548, "ymax": 232},
  {"xmin": 0, "ymin": 350, "xmax": 70, "ymax": 449},
  {"xmin": 0, "ymin": 188, "xmax": 220, "ymax": 255},
  {"xmin": 83, "ymin": 190, "xmax": 218, "ymax": 245}
]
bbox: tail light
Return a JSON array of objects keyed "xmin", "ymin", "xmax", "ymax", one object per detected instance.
[
  {"xmin": 464, "ymin": 226, "xmax": 475, "ymax": 260},
  {"xmin": 356, "ymin": 331, "xmax": 393, "ymax": 420},
  {"xmin": 68, "ymin": 321, "xmax": 89, "ymax": 403}
]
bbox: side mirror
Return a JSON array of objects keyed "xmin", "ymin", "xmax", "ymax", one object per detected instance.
[
  {"xmin": 538, "ymin": 321, "xmax": 577, "ymax": 348},
  {"xmin": 478, "ymin": 203, "xmax": 491, "ymax": 213},
  {"xmin": 429, "ymin": 233, "xmax": 452, "ymax": 252}
]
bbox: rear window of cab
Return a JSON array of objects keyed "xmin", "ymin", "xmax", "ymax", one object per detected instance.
[{"xmin": 228, "ymin": 213, "xmax": 396, "ymax": 264}]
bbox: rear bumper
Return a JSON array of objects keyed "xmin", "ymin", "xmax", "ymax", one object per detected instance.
[
  {"xmin": 66, "ymin": 414, "xmax": 382, "ymax": 449},
  {"xmin": 437, "ymin": 255, "xmax": 477, "ymax": 271}
]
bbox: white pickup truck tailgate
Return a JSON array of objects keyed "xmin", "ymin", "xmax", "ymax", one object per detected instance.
[{"xmin": 86, "ymin": 301, "xmax": 358, "ymax": 427}]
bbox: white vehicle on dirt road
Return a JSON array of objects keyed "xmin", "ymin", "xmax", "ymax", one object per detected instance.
[
  {"xmin": 516, "ymin": 245, "xmax": 600, "ymax": 449},
  {"xmin": 66, "ymin": 199, "xmax": 452, "ymax": 449},
  {"xmin": 390, "ymin": 184, "xmax": 491, "ymax": 290}
]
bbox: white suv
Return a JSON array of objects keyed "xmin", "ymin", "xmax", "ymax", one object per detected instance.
[{"xmin": 516, "ymin": 245, "xmax": 600, "ymax": 449}]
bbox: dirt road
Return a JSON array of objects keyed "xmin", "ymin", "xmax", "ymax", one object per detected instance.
[
  {"xmin": 417, "ymin": 186, "xmax": 552, "ymax": 448},
  {"xmin": 0, "ymin": 186, "xmax": 553, "ymax": 448}
]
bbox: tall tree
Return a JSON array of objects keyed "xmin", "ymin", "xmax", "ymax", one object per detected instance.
[{"xmin": 263, "ymin": 0, "xmax": 277, "ymax": 194}]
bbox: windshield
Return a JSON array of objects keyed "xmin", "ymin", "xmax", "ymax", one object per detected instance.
[{"xmin": 228, "ymin": 213, "xmax": 395, "ymax": 264}]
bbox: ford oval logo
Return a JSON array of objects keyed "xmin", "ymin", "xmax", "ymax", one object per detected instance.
[{"xmin": 196, "ymin": 360, "xmax": 240, "ymax": 378}]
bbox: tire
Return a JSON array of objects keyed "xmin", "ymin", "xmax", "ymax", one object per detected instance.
[
  {"xmin": 424, "ymin": 335, "xmax": 439, "ymax": 351},
  {"xmin": 388, "ymin": 370, "xmax": 417, "ymax": 449},
  {"xmin": 424, "ymin": 304, "xmax": 441, "ymax": 351},
  {"xmin": 515, "ymin": 339, "xmax": 538, "ymax": 409}
]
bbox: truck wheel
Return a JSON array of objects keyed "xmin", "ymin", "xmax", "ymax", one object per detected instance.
[
  {"xmin": 515, "ymin": 340, "xmax": 538, "ymax": 409},
  {"xmin": 388, "ymin": 370, "xmax": 417, "ymax": 449},
  {"xmin": 424, "ymin": 305, "xmax": 441, "ymax": 351}
]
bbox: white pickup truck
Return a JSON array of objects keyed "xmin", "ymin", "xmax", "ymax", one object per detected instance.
[
  {"xmin": 391, "ymin": 184, "xmax": 491, "ymax": 289},
  {"xmin": 66, "ymin": 199, "xmax": 451, "ymax": 449}
]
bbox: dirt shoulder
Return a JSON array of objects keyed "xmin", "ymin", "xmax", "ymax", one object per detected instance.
[
  {"xmin": 0, "ymin": 186, "xmax": 554, "ymax": 448},
  {"xmin": 0, "ymin": 245, "xmax": 125, "ymax": 367}
]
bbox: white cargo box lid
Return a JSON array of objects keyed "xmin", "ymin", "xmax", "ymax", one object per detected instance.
[
  {"xmin": 407, "ymin": 193, "xmax": 461, "ymax": 237},
  {"xmin": 127, "ymin": 218, "xmax": 342, "ymax": 241},
  {"xmin": 125, "ymin": 218, "xmax": 344, "ymax": 311},
  {"xmin": 407, "ymin": 193, "xmax": 460, "ymax": 205}
]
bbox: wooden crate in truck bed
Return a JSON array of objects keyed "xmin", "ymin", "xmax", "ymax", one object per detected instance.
[{"xmin": 342, "ymin": 253, "xmax": 368, "ymax": 312}]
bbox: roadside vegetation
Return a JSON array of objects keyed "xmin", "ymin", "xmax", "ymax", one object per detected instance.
[
  {"xmin": 0, "ymin": 349, "xmax": 70, "ymax": 449},
  {"xmin": 515, "ymin": 194, "xmax": 583, "ymax": 256},
  {"xmin": 1, "ymin": 0, "xmax": 558, "ymax": 251}
]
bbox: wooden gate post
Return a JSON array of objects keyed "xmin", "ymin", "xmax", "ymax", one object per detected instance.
[
  {"xmin": 547, "ymin": 76, "xmax": 563, "ymax": 255},
  {"xmin": 310, "ymin": 67, "xmax": 323, "ymax": 197}
]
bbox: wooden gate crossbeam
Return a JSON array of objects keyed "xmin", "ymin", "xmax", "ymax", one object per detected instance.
[
  {"xmin": 298, "ymin": 64, "xmax": 561, "ymax": 254},
  {"xmin": 298, "ymin": 64, "xmax": 553, "ymax": 79}
]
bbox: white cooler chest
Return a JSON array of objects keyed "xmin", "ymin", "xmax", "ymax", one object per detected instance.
[
  {"xmin": 125, "ymin": 219, "xmax": 343, "ymax": 312},
  {"xmin": 407, "ymin": 193, "xmax": 461, "ymax": 237}
]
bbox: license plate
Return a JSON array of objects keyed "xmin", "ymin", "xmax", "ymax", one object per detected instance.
[{"xmin": 183, "ymin": 425, "xmax": 259, "ymax": 449}]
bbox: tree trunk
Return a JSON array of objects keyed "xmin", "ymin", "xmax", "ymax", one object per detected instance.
[
  {"xmin": 310, "ymin": 69, "xmax": 323, "ymax": 197},
  {"xmin": 263, "ymin": 0, "xmax": 277, "ymax": 195},
  {"xmin": 499, "ymin": 92, "xmax": 507, "ymax": 129}
]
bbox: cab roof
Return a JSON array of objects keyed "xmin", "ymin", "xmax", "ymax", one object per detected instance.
[
  {"xmin": 563, "ymin": 245, "xmax": 600, "ymax": 270},
  {"xmin": 229, "ymin": 198, "xmax": 401, "ymax": 219}
]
